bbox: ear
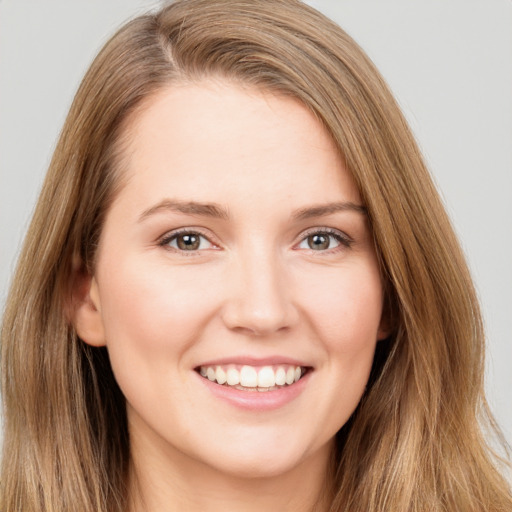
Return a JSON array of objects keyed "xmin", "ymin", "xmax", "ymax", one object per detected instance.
[
  {"xmin": 70, "ymin": 264, "xmax": 106, "ymax": 347},
  {"xmin": 377, "ymin": 319, "xmax": 392, "ymax": 341},
  {"xmin": 377, "ymin": 288, "xmax": 395, "ymax": 341}
]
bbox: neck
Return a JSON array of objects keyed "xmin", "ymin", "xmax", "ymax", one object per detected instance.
[{"xmin": 127, "ymin": 428, "xmax": 335, "ymax": 512}]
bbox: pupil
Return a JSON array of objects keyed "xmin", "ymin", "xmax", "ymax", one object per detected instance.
[
  {"xmin": 178, "ymin": 234, "xmax": 200, "ymax": 250},
  {"xmin": 309, "ymin": 234, "xmax": 329, "ymax": 250}
]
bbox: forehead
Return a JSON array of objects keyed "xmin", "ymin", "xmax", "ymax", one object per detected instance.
[{"xmin": 114, "ymin": 80, "xmax": 360, "ymax": 214}]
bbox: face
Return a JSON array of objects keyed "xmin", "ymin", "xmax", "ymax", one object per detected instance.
[{"xmin": 77, "ymin": 80, "xmax": 387, "ymax": 480}]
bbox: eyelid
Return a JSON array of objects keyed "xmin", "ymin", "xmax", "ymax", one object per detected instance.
[
  {"xmin": 294, "ymin": 227, "xmax": 353, "ymax": 251},
  {"xmin": 156, "ymin": 226, "xmax": 353, "ymax": 254},
  {"xmin": 158, "ymin": 227, "xmax": 220, "ymax": 252}
]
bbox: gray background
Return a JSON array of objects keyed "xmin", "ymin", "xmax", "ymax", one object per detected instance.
[{"xmin": 1, "ymin": 1, "xmax": 511, "ymax": 449}]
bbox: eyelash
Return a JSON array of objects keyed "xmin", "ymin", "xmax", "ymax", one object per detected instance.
[
  {"xmin": 158, "ymin": 228, "xmax": 217, "ymax": 255},
  {"xmin": 295, "ymin": 227, "xmax": 353, "ymax": 253},
  {"xmin": 158, "ymin": 227, "xmax": 353, "ymax": 254}
]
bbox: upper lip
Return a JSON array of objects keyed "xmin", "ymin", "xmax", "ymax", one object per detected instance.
[{"xmin": 196, "ymin": 355, "xmax": 312, "ymax": 368}]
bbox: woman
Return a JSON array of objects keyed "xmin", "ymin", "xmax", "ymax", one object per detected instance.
[{"xmin": 1, "ymin": 0, "xmax": 510, "ymax": 510}]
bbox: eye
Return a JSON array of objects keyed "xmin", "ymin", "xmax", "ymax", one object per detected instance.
[
  {"xmin": 160, "ymin": 230, "xmax": 215, "ymax": 252},
  {"xmin": 297, "ymin": 230, "xmax": 351, "ymax": 251}
]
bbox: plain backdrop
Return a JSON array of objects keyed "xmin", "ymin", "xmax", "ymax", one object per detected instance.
[{"xmin": 1, "ymin": 1, "xmax": 511, "ymax": 447}]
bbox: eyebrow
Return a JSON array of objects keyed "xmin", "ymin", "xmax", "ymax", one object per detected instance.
[
  {"xmin": 138, "ymin": 199, "xmax": 229, "ymax": 222},
  {"xmin": 138, "ymin": 199, "xmax": 367, "ymax": 223},
  {"xmin": 291, "ymin": 202, "xmax": 367, "ymax": 220}
]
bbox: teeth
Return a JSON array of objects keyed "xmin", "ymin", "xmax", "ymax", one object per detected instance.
[
  {"xmin": 226, "ymin": 368, "xmax": 240, "ymax": 386},
  {"xmin": 257, "ymin": 366, "xmax": 275, "ymax": 387},
  {"xmin": 240, "ymin": 365, "xmax": 258, "ymax": 387},
  {"xmin": 198, "ymin": 364, "xmax": 306, "ymax": 389},
  {"xmin": 275, "ymin": 367, "xmax": 286, "ymax": 386},
  {"xmin": 215, "ymin": 366, "xmax": 227, "ymax": 385}
]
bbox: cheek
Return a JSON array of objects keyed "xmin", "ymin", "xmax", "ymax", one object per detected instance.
[
  {"xmin": 96, "ymin": 256, "xmax": 223, "ymax": 358},
  {"xmin": 287, "ymin": 262, "xmax": 384, "ymax": 440},
  {"xmin": 299, "ymin": 262, "xmax": 384, "ymax": 349},
  {"xmin": 95, "ymin": 256, "xmax": 226, "ymax": 422}
]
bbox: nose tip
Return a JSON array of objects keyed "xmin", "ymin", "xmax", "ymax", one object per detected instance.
[
  {"xmin": 226, "ymin": 302, "xmax": 290, "ymax": 337},
  {"xmin": 221, "ymin": 256, "xmax": 298, "ymax": 336}
]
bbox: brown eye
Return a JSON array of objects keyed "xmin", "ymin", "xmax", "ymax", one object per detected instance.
[
  {"xmin": 307, "ymin": 233, "xmax": 331, "ymax": 250},
  {"xmin": 177, "ymin": 233, "xmax": 200, "ymax": 250},
  {"xmin": 297, "ymin": 230, "xmax": 349, "ymax": 252},
  {"xmin": 162, "ymin": 231, "xmax": 214, "ymax": 251}
]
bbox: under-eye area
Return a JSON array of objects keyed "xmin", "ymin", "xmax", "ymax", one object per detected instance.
[{"xmin": 196, "ymin": 364, "xmax": 311, "ymax": 391}]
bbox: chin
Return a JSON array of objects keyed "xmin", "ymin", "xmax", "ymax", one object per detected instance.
[
  {"xmin": 194, "ymin": 431, "xmax": 332, "ymax": 481},
  {"xmin": 207, "ymin": 452, "xmax": 306, "ymax": 480}
]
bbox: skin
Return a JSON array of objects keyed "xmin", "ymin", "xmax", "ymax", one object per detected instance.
[{"xmin": 74, "ymin": 80, "xmax": 388, "ymax": 511}]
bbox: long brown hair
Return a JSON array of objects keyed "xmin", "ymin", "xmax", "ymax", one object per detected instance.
[{"xmin": 1, "ymin": 1, "xmax": 510, "ymax": 510}]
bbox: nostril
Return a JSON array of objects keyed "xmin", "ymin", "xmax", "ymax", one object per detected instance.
[{"xmin": 221, "ymin": 302, "xmax": 298, "ymax": 336}]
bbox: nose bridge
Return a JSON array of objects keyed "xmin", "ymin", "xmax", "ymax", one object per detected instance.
[{"xmin": 222, "ymin": 239, "xmax": 296, "ymax": 335}]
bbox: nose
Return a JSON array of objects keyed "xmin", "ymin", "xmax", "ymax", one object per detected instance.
[{"xmin": 221, "ymin": 248, "xmax": 299, "ymax": 336}]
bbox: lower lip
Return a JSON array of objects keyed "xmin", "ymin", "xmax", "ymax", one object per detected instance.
[{"xmin": 196, "ymin": 371, "xmax": 311, "ymax": 411}]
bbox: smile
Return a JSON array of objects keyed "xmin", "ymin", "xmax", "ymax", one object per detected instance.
[{"xmin": 197, "ymin": 364, "xmax": 307, "ymax": 391}]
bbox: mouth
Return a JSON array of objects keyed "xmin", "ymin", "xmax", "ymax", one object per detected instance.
[{"xmin": 195, "ymin": 364, "xmax": 310, "ymax": 392}]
